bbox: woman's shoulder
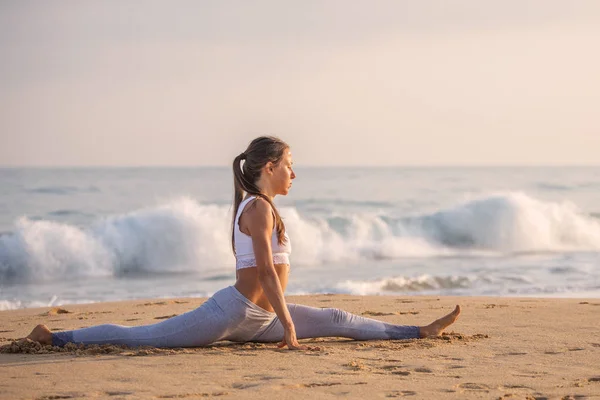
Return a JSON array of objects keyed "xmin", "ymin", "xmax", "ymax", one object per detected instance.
[{"xmin": 243, "ymin": 196, "xmax": 273, "ymax": 221}]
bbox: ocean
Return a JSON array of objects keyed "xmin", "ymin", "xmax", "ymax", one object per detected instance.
[{"xmin": 1, "ymin": 166, "xmax": 599, "ymax": 310}]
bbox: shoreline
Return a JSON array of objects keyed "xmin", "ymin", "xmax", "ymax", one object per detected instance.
[
  {"xmin": 1, "ymin": 294, "xmax": 599, "ymax": 399},
  {"xmin": 3, "ymin": 289, "xmax": 600, "ymax": 313}
]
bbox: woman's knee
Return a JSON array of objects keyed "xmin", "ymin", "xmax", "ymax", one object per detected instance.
[{"xmin": 327, "ymin": 308, "xmax": 352, "ymax": 324}]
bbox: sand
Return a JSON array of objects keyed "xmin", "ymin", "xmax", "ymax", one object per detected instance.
[{"xmin": 1, "ymin": 295, "xmax": 599, "ymax": 399}]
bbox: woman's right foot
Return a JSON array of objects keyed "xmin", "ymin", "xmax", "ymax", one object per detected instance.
[
  {"xmin": 419, "ymin": 305, "xmax": 461, "ymax": 338},
  {"xmin": 22, "ymin": 324, "xmax": 53, "ymax": 345}
]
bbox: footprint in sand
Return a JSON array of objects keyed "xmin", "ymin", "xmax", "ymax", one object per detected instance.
[
  {"xmin": 546, "ymin": 347, "xmax": 585, "ymax": 354},
  {"xmin": 157, "ymin": 392, "xmax": 228, "ymax": 398},
  {"xmin": 362, "ymin": 311, "xmax": 396, "ymax": 316},
  {"xmin": 138, "ymin": 300, "xmax": 190, "ymax": 307},
  {"xmin": 141, "ymin": 301, "xmax": 169, "ymax": 306},
  {"xmin": 154, "ymin": 314, "xmax": 179, "ymax": 320},
  {"xmin": 303, "ymin": 382, "xmax": 342, "ymax": 388},
  {"xmin": 243, "ymin": 374, "xmax": 282, "ymax": 381},
  {"xmin": 380, "ymin": 365, "xmax": 404, "ymax": 370},
  {"xmin": 385, "ymin": 390, "xmax": 417, "ymax": 397},
  {"xmin": 392, "ymin": 371, "xmax": 411, "ymax": 376},
  {"xmin": 484, "ymin": 304, "xmax": 509, "ymax": 309},
  {"xmin": 105, "ymin": 391, "xmax": 135, "ymax": 396},
  {"xmin": 457, "ymin": 383, "xmax": 492, "ymax": 392},
  {"xmin": 501, "ymin": 384, "xmax": 533, "ymax": 390},
  {"xmin": 414, "ymin": 367, "xmax": 433, "ymax": 373},
  {"xmin": 231, "ymin": 382, "xmax": 262, "ymax": 389}
]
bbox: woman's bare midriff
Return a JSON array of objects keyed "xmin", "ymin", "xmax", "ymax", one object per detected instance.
[{"xmin": 234, "ymin": 264, "xmax": 290, "ymax": 312}]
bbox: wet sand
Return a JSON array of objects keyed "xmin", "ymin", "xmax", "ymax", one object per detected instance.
[{"xmin": 1, "ymin": 295, "xmax": 599, "ymax": 399}]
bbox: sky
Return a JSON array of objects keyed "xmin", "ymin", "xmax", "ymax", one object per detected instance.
[{"xmin": 1, "ymin": 1, "xmax": 599, "ymax": 167}]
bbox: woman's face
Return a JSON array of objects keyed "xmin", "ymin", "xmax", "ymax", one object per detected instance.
[{"xmin": 270, "ymin": 149, "xmax": 296, "ymax": 196}]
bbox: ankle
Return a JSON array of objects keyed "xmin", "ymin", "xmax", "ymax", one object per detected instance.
[{"xmin": 418, "ymin": 325, "xmax": 431, "ymax": 338}]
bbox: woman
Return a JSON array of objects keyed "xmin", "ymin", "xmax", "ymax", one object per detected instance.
[{"xmin": 24, "ymin": 136, "xmax": 460, "ymax": 350}]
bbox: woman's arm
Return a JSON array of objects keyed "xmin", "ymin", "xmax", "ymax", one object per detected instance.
[{"xmin": 245, "ymin": 198, "xmax": 308, "ymax": 350}]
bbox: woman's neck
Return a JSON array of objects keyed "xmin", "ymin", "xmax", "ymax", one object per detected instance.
[{"xmin": 255, "ymin": 179, "xmax": 276, "ymax": 200}]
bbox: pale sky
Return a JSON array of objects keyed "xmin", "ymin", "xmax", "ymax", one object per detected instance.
[{"xmin": 1, "ymin": 1, "xmax": 599, "ymax": 166}]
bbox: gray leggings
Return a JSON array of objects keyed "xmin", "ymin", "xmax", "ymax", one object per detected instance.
[{"xmin": 52, "ymin": 286, "xmax": 420, "ymax": 347}]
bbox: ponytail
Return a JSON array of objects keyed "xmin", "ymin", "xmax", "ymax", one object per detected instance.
[{"xmin": 231, "ymin": 137, "xmax": 289, "ymax": 253}]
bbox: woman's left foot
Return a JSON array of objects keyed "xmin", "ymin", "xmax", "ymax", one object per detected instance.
[
  {"xmin": 23, "ymin": 324, "xmax": 53, "ymax": 345},
  {"xmin": 419, "ymin": 305, "xmax": 461, "ymax": 338}
]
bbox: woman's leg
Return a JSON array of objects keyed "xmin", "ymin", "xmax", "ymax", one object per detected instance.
[
  {"xmin": 50, "ymin": 296, "xmax": 231, "ymax": 348},
  {"xmin": 30, "ymin": 287, "xmax": 250, "ymax": 348},
  {"xmin": 251, "ymin": 304, "xmax": 460, "ymax": 343}
]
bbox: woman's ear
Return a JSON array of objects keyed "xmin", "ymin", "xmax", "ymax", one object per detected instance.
[{"xmin": 264, "ymin": 162, "xmax": 274, "ymax": 175}]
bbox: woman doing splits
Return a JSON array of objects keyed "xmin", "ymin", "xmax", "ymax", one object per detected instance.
[{"xmin": 25, "ymin": 136, "xmax": 460, "ymax": 350}]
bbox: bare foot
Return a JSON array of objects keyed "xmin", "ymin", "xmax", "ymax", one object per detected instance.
[
  {"xmin": 419, "ymin": 305, "xmax": 461, "ymax": 338},
  {"xmin": 24, "ymin": 324, "xmax": 53, "ymax": 345}
]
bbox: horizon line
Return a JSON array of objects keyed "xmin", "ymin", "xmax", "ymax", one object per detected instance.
[{"xmin": 1, "ymin": 164, "xmax": 600, "ymax": 169}]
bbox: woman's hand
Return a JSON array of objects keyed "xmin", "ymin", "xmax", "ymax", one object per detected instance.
[{"xmin": 277, "ymin": 326, "xmax": 320, "ymax": 351}]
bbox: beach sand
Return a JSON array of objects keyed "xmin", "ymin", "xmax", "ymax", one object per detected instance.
[{"xmin": 1, "ymin": 295, "xmax": 599, "ymax": 399}]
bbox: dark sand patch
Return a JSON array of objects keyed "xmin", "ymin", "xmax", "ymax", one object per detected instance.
[
  {"xmin": 362, "ymin": 310, "xmax": 419, "ymax": 316},
  {"xmin": 154, "ymin": 314, "xmax": 179, "ymax": 320},
  {"xmin": 484, "ymin": 304, "xmax": 509, "ymax": 309},
  {"xmin": 157, "ymin": 392, "xmax": 229, "ymax": 398},
  {"xmin": 362, "ymin": 311, "xmax": 396, "ymax": 316},
  {"xmin": 41, "ymin": 308, "xmax": 72, "ymax": 316},
  {"xmin": 139, "ymin": 300, "xmax": 191, "ymax": 307}
]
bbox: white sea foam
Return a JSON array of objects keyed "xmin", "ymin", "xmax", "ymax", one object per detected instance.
[
  {"xmin": 0, "ymin": 197, "xmax": 234, "ymax": 283},
  {"xmin": 91, "ymin": 198, "xmax": 233, "ymax": 275},
  {"xmin": 0, "ymin": 299, "xmax": 60, "ymax": 311},
  {"xmin": 287, "ymin": 191, "xmax": 600, "ymax": 263},
  {"xmin": 335, "ymin": 275, "xmax": 475, "ymax": 295},
  {"xmin": 1, "ymin": 192, "xmax": 599, "ymax": 284},
  {"xmin": 411, "ymin": 192, "xmax": 600, "ymax": 252}
]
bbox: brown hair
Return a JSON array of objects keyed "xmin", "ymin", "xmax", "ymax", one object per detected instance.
[{"xmin": 232, "ymin": 136, "xmax": 289, "ymax": 253}]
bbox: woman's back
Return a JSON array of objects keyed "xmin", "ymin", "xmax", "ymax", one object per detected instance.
[
  {"xmin": 234, "ymin": 196, "xmax": 291, "ymax": 269},
  {"xmin": 234, "ymin": 196, "xmax": 291, "ymax": 312}
]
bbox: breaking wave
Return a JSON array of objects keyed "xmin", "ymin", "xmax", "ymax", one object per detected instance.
[{"xmin": 1, "ymin": 192, "xmax": 599, "ymax": 283}]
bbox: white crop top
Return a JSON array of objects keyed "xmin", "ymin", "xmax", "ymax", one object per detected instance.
[{"xmin": 234, "ymin": 196, "xmax": 292, "ymax": 270}]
